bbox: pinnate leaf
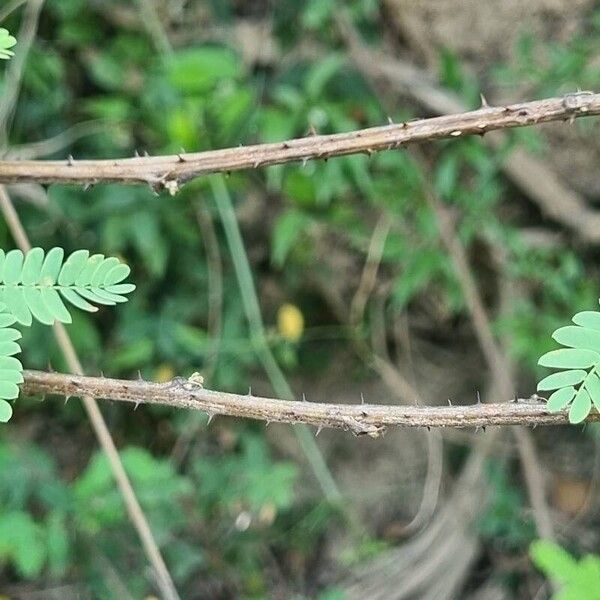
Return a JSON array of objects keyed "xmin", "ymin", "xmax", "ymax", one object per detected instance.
[{"xmin": 0, "ymin": 248, "xmax": 134, "ymax": 325}]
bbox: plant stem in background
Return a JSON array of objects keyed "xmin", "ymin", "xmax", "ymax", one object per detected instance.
[{"xmin": 209, "ymin": 175, "xmax": 343, "ymax": 505}]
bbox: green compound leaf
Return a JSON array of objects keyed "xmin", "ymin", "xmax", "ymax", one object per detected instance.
[
  {"xmin": 0, "ymin": 307, "xmax": 23, "ymax": 423},
  {"xmin": 0, "ymin": 248, "xmax": 135, "ymax": 326},
  {"xmin": 539, "ymin": 302, "xmax": 600, "ymax": 424}
]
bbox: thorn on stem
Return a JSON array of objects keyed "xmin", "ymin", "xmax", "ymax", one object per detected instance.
[
  {"xmin": 315, "ymin": 426, "xmax": 323, "ymax": 436},
  {"xmin": 476, "ymin": 390, "xmax": 481, "ymax": 404},
  {"xmin": 67, "ymin": 154, "xmax": 74, "ymax": 166},
  {"xmin": 206, "ymin": 412, "xmax": 215, "ymax": 425},
  {"xmin": 480, "ymin": 93, "xmax": 489, "ymax": 108}
]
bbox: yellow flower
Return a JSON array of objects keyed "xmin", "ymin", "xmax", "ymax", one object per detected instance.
[
  {"xmin": 153, "ymin": 363, "xmax": 175, "ymax": 383},
  {"xmin": 277, "ymin": 303, "xmax": 304, "ymax": 342}
]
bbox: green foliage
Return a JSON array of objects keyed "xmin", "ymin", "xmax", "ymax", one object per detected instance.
[
  {"xmin": 0, "ymin": 305, "xmax": 23, "ymax": 422},
  {"xmin": 0, "ymin": 29, "xmax": 16, "ymax": 60},
  {"xmin": 478, "ymin": 462, "xmax": 535, "ymax": 549},
  {"xmin": 0, "ymin": 247, "xmax": 134, "ymax": 421},
  {"xmin": 538, "ymin": 301, "xmax": 600, "ymax": 423},
  {"xmin": 0, "ymin": 248, "xmax": 134, "ymax": 325},
  {"xmin": 194, "ymin": 433, "xmax": 297, "ymax": 515},
  {"xmin": 530, "ymin": 540, "xmax": 600, "ymax": 600}
]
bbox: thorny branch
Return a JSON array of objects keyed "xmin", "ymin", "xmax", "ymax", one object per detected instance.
[
  {"xmin": 21, "ymin": 370, "xmax": 599, "ymax": 433},
  {"xmin": 0, "ymin": 93, "xmax": 598, "ymax": 192}
]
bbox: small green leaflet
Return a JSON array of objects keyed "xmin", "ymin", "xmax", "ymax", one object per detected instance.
[
  {"xmin": 0, "ymin": 29, "xmax": 16, "ymax": 60},
  {"xmin": 538, "ymin": 302, "xmax": 600, "ymax": 424},
  {"xmin": 0, "ymin": 247, "xmax": 135, "ymax": 423}
]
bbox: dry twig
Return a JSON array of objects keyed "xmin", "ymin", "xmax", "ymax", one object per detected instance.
[
  {"xmin": 0, "ymin": 94, "xmax": 598, "ymax": 191},
  {"xmin": 20, "ymin": 369, "xmax": 598, "ymax": 430}
]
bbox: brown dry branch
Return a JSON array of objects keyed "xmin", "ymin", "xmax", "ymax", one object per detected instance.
[
  {"xmin": 336, "ymin": 17, "xmax": 600, "ymax": 244},
  {"xmin": 0, "ymin": 93, "xmax": 598, "ymax": 192},
  {"xmin": 21, "ymin": 369, "xmax": 600, "ymax": 431}
]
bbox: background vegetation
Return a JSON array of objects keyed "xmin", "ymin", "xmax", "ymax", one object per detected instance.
[{"xmin": 2, "ymin": 1, "xmax": 600, "ymax": 598}]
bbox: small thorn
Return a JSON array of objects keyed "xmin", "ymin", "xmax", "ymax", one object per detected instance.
[
  {"xmin": 64, "ymin": 395, "xmax": 69, "ymax": 405},
  {"xmin": 177, "ymin": 153, "xmax": 186, "ymax": 163},
  {"xmin": 134, "ymin": 149, "xmax": 140, "ymax": 157},
  {"xmin": 447, "ymin": 398, "xmax": 452, "ymax": 406},
  {"xmin": 307, "ymin": 124, "xmax": 317, "ymax": 136},
  {"xmin": 134, "ymin": 402, "xmax": 140, "ymax": 410},
  {"xmin": 302, "ymin": 158, "xmax": 308, "ymax": 168},
  {"xmin": 248, "ymin": 386, "xmax": 252, "ymax": 396},
  {"xmin": 206, "ymin": 412, "xmax": 215, "ymax": 425},
  {"xmin": 137, "ymin": 370, "xmax": 143, "ymax": 381},
  {"xmin": 47, "ymin": 361, "xmax": 54, "ymax": 373},
  {"xmin": 315, "ymin": 426, "xmax": 323, "ymax": 436},
  {"xmin": 361, "ymin": 392, "xmax": 365, "ymax": 405},
  {"xmin": 83, "ymin": 183, "xmax": 92, "ymax": 192},
  {"xmin": 476, "ymin": 391, "xmax": 481, "ymax": 404},
  {"xmin": 302, "ymin": 393, "xmax": 307, "ymax": 402},
  {"xmin": 387, "ymin": 115, "xmax": 394, "ymax": 124},
  {"xmin": 67, "ymin": 154, "xmax": 74, "ymax": 166},
  {"xmin": 253, "ymin": 159, "xmax": 262, "ymax": 169},
  {"xmin": 480, "ymin": 93, "xmax": 489, "ymax": 108},
  {"xmin": 100, "ymin": 370, "xmax": 105, "ymax": 378},
  {"xmin": 143, "ymin": 150, "xmax": 150, "ymax": 157},
  {"xmin": 265, "ymin": 420, "xmax": 271, "ymax": 427}
]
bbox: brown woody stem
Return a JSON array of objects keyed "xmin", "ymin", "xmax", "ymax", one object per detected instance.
[
  {"xmin": 1, "ymin": 93, "xmax": 598, "ymax": 192},
  {"xmin": 21, "ymin": 370, "xmax": 593, "ymax": 433}
]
